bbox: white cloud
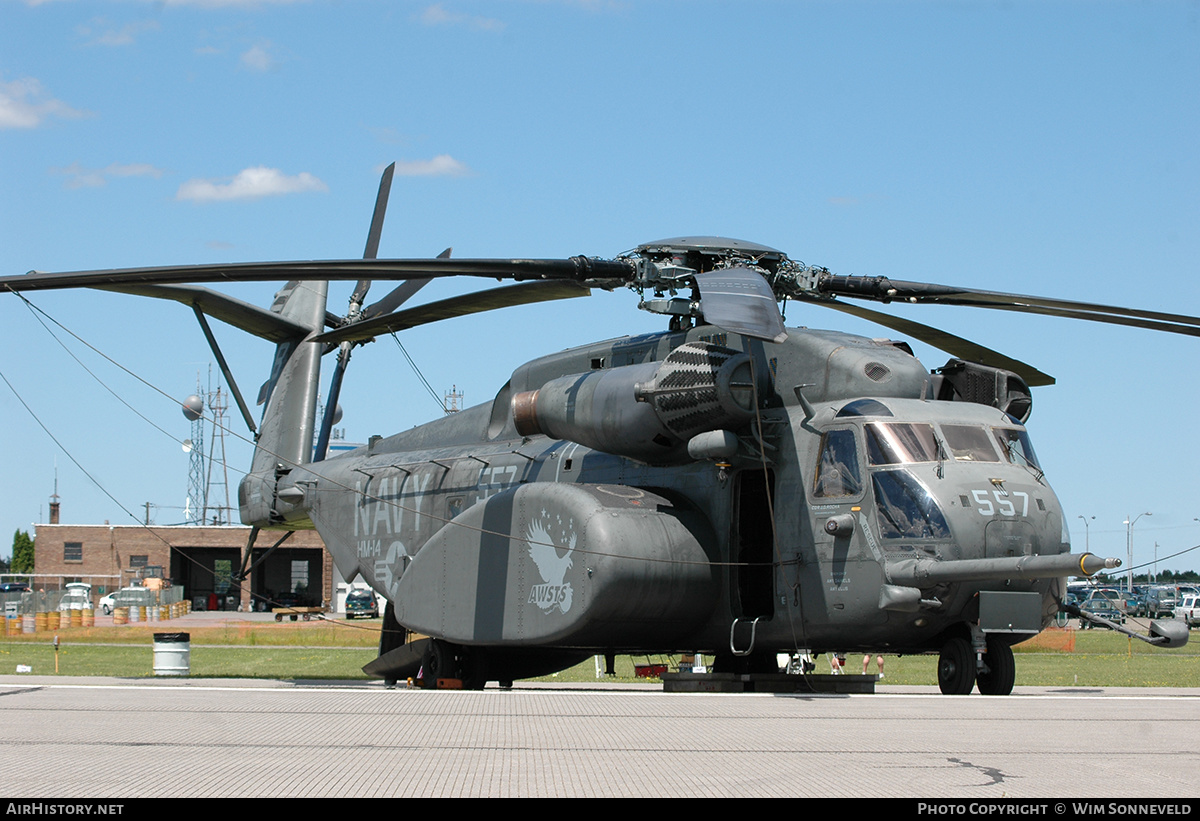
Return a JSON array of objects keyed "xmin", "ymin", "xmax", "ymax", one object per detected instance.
[
  {"xmin": 0, "ymin": 77, "xmax": 87, "ymax": 130},
  {"xmin": 176, "ymin": 166, "xmax": 328, "ymax": 202},
  {"xmin": 76, "ymin": 18, "xmax": 161, "ymax": 47},
  {"xmin": 53, "ymin": 162, "xmax": 165, "ymax": 189},
  {"xmin": 418, "ymin": 4, "xmax": 505, "ymax": 32},
  {"xmin": 240, "ymin": 42, "xmax": 278, "ymax": 72},
  {"xmin": 393, "ymin": 155, "xmax": 471, "ymax": 177}
]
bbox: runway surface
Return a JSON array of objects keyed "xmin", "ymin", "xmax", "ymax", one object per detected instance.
[{"xmin": 2, "ymin": 676, "xmax": 1196, "ymax": 798}]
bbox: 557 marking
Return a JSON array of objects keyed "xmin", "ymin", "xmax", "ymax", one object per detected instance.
[{"xmin": 971, "ymin": 489, "xmax": 1029, "ymax": 517}]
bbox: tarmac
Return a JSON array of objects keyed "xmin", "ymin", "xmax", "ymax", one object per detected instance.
[
  {"xmin": 4, "ymin": 611, "xmax": 1196, "ymax": 798},
  {"xmin": 1, "ymin": 673, "xmax": 1196, "ymax": 798}
]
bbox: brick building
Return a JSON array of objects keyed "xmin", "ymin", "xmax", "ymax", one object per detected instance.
[{"xmin": 34, "ymin": 522, "xmax": 334, "ymax": 612}]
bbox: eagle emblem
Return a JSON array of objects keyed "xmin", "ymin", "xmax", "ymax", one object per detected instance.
[{"xmin": 526, "ymin": 510, "xmax": 576, "ymax": 614}]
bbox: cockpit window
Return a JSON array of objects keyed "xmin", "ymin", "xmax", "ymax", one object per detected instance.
[
  {"xmin": 865, "ymin": 422, "xmax": 938, "ymax": 465},
  {"xmin": 940, "ymin": 425, "xmax": 1001, "ymax": 462},
  {"xmin": 993, "ymin": 427, "xmax": 1041, "ymax": 471},
  {"xmin": 872, "ymin": 470, "xmax": 952, "ymax": 540},
  {"xmin": 814, "ymin": 428, "xmax": 862, "ymax": 498}
]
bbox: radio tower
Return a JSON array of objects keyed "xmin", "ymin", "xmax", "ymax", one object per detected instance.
[
  {"xmin": 181, "ymin": 370, "xmax": 234, "ymax": 526},
  {"xmin": 444, "ymin": 385, "xmax": 463, "ymax": 415},
  {"xmin": 183, "ymin": 386, "xmax": 205, "ymax": 525},
  {"xmin": 204, "ymin": 385, "xmax": 232, "ymax": 524}
]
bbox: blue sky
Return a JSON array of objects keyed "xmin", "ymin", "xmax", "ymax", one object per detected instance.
[{"xmin": 2, "ymin": 0, "xmax": 1198, "ymax": 576}]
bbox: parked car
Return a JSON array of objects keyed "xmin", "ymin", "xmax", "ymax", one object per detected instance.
[
  {"xmin": 1084, "ymin": 589, "xmax": 1127, "ymax": 613},
  {"xmin": 98, "ymin": 592, "xmax": 117, "ymax": 615},
  {"xmin": 1121, "ymin": 590, "xmax": 1146, "ymax": 617},
  {"xmin": 345, "ymin": 589, "xmax": 379, "ymax": 620},
  {"xmin": 1146, "ymin": 587, "xmax": 1179, "ymax": 618},
  {"xmin": 58, "ymin": 590, "xmax": 91, "ymax": 611},
  {"xmin": 1079, "ymin": 597, "xmax": 1126, "ymax": 628},
  {"xmin": 1174, "ymin": 594, "xmax": 1200, "ymax": 628},
  {"xmin": 110, "ymin": 586, "xmax": 154, "ymax": 610},
  {"xmin": 0, "ymin": 582, "xmax": 31, "ymax": 593}
]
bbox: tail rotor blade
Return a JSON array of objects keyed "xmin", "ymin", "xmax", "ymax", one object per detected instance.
[
  {"xmin": 362, "ymin": 248, "xmax": 452, "ymax": 320},
  {"xmin": 316, "ymin": 163, "xmax": 398, "ymax": 461},
  {"xmin": 363, "ymin": 163, "xmax": 395, "ymax": 261},
  {"xmin": 349, "ymin": 162, "xmax": 397, "ymax": 310}
]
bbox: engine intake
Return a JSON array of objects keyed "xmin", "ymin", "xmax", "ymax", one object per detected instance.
[
  {"xmin": 933, "ymin": 359, "xmax": 1033, "ymax": 422},
  {"xmin": 512, "ymin": 342, "xmax": 756, "ymax": 463}
]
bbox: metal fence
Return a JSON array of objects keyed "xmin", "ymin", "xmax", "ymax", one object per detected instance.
[{"xmin": 2, "ymin": 585, "xmax": 186, "ymax": 617}]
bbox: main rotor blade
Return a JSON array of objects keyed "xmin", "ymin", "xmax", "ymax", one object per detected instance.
[
  {"xmin": 808, "ymin": 297, "xmax": 1055, "ymax": 387},
  {"xmin": 817, "ymin": 274, "xmax": 1200, "ymax": 335},
  {"xmin": 313, "ymin": 280, "xmax": 592, "ymax": 345},
  {"xmin": 94, "ymin": 283, "xmax": 310, "ymax": 342},
  {"xmin": 1, "ymin": 257, "xmax": 633, "ymax": 293},
  {"xmin": 965, "ymin": 301, "xmax": 1200, "ymax": 338},
  {"xmin": 695, "ymin": 267, "xmax": 787, "ymax": 343},
  {"xmin": 361, "ymin": 248, "xmax": 452, "ymax": 320}
]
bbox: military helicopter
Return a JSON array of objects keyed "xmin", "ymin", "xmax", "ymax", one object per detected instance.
[{"xmin": 3, "ymin": 165, "xmax": 1193, "ymax": 695}]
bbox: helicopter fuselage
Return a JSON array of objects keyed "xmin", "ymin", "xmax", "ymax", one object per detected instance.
[{"xmin": 250, "ymin": 322, "xmax": 1070, "ymax": 671}]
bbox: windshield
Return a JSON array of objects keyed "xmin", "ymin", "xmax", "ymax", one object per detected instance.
[
  {"xmin": 865, "ymin": 423, "xmax": 938, "ymax": 465},
  {"xmin": 940, "ymin": 425, "xmax": 1001, "ymax": 462},
  {"xmin": 993, "ymin": 427, "xmax": 1041, "ymax": 471},
  {"xmin": 872, "ymin": 470, "xmax": 951, "ymax": 540}
]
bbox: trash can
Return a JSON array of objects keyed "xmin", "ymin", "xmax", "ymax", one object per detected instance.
[{"xmin": 153, "ymin": 632, "xmax": 190, "ymax": 677}]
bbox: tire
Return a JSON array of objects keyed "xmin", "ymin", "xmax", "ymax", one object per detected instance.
[
  {"xmin": 976, "ymin": 636, "xmax": 1015, "ymax": 696},
  {"xmin": 937, "ymin": 637, "xmax": 976, "ymax": 695},
  {"xmin": 422, "ymin": 640, "xmax": 453, "ymax": 688}
]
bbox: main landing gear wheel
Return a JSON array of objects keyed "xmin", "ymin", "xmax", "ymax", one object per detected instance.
[
  {"xmin": 421, "ymin": 639, "xmax": 452, "ymax": 687},
  {"xmin": 937, "ymin": 637, "xmax": 976, "ymax": 695},
  {"xmin": 419, "ymin": 639, "xmax": 486, "ymax": 689},
  {"xmin": 975, "ymin": 636, "xmax": 1015, "ymax": 696}
]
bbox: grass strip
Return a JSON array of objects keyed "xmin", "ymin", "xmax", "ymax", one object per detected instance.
[{"xmin": 1, "ymin": 623, "xmax": 1195, "ymax": 686}]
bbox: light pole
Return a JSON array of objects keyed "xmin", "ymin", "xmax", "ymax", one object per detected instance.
[
  {"xmin": 1077, "ymin": 515, "xmax": 1094, "ymax": 553},
  {"xmin": 1124, "ymin": 512, "xmax": 1152, "ymax": 592}
]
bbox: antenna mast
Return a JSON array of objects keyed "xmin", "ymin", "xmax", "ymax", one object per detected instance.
[{"xmin": 182, "ymin": 367, "xmax": 234, "ymax": 526}]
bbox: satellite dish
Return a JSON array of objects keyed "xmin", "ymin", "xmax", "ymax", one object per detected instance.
[
  {"xmin": 182, "ymin": 395, "xmax": 204, "ymax": 421},
  {"xmin": 182, "ymin": 439, "xmax": 193, "ymax": 453}
]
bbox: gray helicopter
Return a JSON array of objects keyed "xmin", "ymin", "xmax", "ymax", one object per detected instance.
[{"xmin": 4, "ymin": 165, "xmax": 1193, "ymax": 694}]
